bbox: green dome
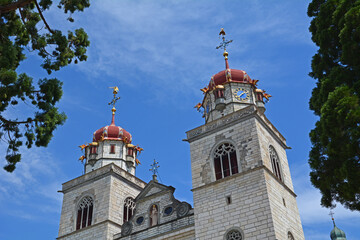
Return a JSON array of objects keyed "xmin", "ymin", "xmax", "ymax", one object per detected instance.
[{"xmin": 330, "ymin": 225, "xmax": 346, "ymax": 240}]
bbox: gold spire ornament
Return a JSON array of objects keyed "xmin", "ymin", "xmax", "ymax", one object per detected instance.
[
  {"xmin": 329, "ymin": 210, "xmax": 335, "ymax": 224},
  {"xmin": 216, "ymin": 28, "xmax": 233, "ymax": 55},
  {"xmin": 108, "ymin": 86, "xmax": 120, "ymax": 115},
  {"xmin": 216, "ymin": 28, "xmax": 233, "ymax": 69},
  {"xmin": 219, "ymin": 28, "xmax": 226, "ymax": 36},
  {"xmin": 108, "ymin": 87, "xmax": 121, "ymax": 125}
]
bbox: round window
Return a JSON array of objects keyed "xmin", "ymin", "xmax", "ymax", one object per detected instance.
[
  {"xmin": 226, "ymin": 229, "xmax": 242, "ymax": 240},
  {"xmin": 136, "ymin": 216, "xmax": 144, "ymax": 225},
  {"xmin": 164, "ymin": 206, "xmax": 173, "ymax": 215}
]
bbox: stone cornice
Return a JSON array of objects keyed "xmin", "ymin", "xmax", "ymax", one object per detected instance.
[
  {"xmin": 60, "ymin": 163, "xmax": 146, "ymax": 193},
  {"xmin": 254, "ymin": 114, "xmax": 289, "ymax": 150},
  {"xmin": 185, "ymin": 105, "xmax": 256, "ymax": 143},
  {"xmin": 255, "ymin": 111, "xmax": 288, "ymax": 145},
  {"xmin": 185, "ymin": 105, "xmax": 289, "ymax": 150}
]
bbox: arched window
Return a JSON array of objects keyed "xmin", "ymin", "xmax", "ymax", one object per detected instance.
[
  {"xmin": 76, "ymin": 196, "xmax": 93, "ymax": 230},
  {"xmin": 123, "ymin": 197, "xmax": 135, "ymax": 223},
  {"xmin": 288, "ymin": 231, "xmax": 295, "ymax": 240},
  {"xmin": 269, "ymin": 145, "xmax": 282, "ymax": 181},
  {"xmin": 214, "ymin": 143, "xmax": 238, "ymax": 180}
]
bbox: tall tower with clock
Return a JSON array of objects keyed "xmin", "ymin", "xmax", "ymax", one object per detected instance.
[
  {"xmin": 186, "ymin": 29, "xmax": 305, "ymax": 240},
  {"xmin": 57, "ymin": 29, "xmax": 306, "ymax": 240}
]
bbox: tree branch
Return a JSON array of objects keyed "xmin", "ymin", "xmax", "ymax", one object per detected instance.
[
  {"xmin": 18, "ymin": 7, "xmax": 26, "ymax": 24},
  {"xmin": 41, "ymin": 47, "xmax": 56, "ymax": 58},
  {"xmin": 7, "ymin": 129, "xmax": 13, "ymax": 142},
  {"xmin": 34, "ymin": 0, "xmax": 54, "ymax": 34},
  {"xmin": 0, "ymin": 115, "xmax": 34, "ymax": 125},
  {"xmin": 1, "ymin": 1, "xmax": 55, "ymax": 35},
  {"xmin": 0, "ymin": 0, "xmax": 33, "ymax": 14}
]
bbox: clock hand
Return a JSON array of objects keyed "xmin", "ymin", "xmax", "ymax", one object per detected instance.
[{"xmin": 238, "ymin": 92, "xmax": 245, "ymax": 97}]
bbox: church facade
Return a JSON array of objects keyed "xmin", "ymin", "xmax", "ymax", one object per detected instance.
[{"xmin": 57, "ymin": 30, "xmax": 305, "ymax": 240}]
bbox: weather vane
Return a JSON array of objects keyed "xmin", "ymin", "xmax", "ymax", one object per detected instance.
[
  {"xmin": 149, "ymin": 159, "xmax": 160, "ymax": 182},
  {"xmin": 216, "ymin": 28, "xmax": 233, "ymax": 52},
  {"xmin": 108, "ymin": 86, "xmax": 120, "ymax": 114}
]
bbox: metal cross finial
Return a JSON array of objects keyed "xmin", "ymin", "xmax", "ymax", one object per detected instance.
[
  {"xmin": 216, "ymin": 28, "xmax": 233, "ymax": 52},
  {"xmin": 108, "ymin": 86, "xmax": 120, "ymax": 109},
  {"xmin": 329, "ymin": 210, "xmax": 336, "ymax": 226},
  {"xmin": 149, "ymin": 159, "xmax": 160, "ymax": 182}
]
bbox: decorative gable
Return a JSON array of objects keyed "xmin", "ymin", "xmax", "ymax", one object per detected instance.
[
  {"xmin": 116, "ymin": 180, "xmax": 194, "ymax": 239},
  {"xmin": 135, "ymin": 180, "xmax": 175, "ymax": 201}
]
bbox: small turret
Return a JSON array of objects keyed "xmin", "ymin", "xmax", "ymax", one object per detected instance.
[
  {"xmin": 330, "ymin": 211, "xmax": 347, "ymax": 240},
  {"xmin": 79, "ymin": 87, "xmax": 143, "ymax": 175},
  {"xmin": 331, "ymin": 225, "xmax": 346, "ymax": 240}
]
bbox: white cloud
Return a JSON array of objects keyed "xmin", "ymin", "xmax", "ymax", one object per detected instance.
[
  {"xmin": 0, "ymin": 146, "xmax": 64, "ymax": 219},
  {"xmin": 237, "ymin": 1, "xmax": 312, "ymax": 45},
  {"xmin": 66, "ymin": 0, "xmax": 312, "ymax": 102}
]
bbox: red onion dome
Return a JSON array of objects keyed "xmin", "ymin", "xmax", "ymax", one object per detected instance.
[
  {"xmin": 208, "ymin": 69, "xmax": 252, "ymax": 89},
  {"xmin": 93, "ymin": 122, "xmax": 132, "ymax": 143}
]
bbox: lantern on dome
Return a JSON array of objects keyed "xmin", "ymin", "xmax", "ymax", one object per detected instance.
[
  {"xmin": 214, "ymin": 85, "xmax": 226, "ymax": 111},
  {"xmin": 125, "ymin": 144, "xmax": 136, "ymax": 168},
  {"xmin": 88, "ymin": 142, "xmax": 99, "ymax": 166},
  {"xmin": 127, "ymin": 144, "xmax": 135, "ymax": 158},
  {"xmin": 255, "ymin": 89, "xmax": 265, "ymax": 112}
]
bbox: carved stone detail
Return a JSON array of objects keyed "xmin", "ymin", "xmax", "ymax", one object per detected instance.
[
  {"xmin": 176, "ymin": 202, "xmax": 190, "ymax": 218},
  {"xmin": 121, "ymin": 221, "xmax": 132, "ymax": 236},
  {"xmin": 187, "ymin": 106, "xmax": 255, "ymax": 139},
  {"xmin": 200, "ymin": 161, "xmax": 212, "ymax": 184}
]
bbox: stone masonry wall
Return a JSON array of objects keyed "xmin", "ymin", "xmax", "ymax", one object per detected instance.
[
  {"xmin": 193, "ymin": 169, "xmax": 276, "ymax": 240},
  {"xmin": 109, "ymin": 176, "xmax": 141, "ymax": 226},
  {"xmin": 255, "ymin": 116, "xmax": 293, "ymax": 190},
  {"xmin": 58, "ymin": 164, "xmax": 145, "ymax": 240},
  {"xmin": 58, "ymin": 222, "xmax": 109, "ymax": 240},
  {"xmin": 255, "ymin": 115, "xmax": 304, "ymax": 239},
  {"xmin": 187, "ymin": 106, "xmax": 305, "ymax": 240},
  {"xmin": 188, "ymin": 107, "xmax": 262, "ymax": 190},
  {"xmin": 58, "ymin": 174, "xmax": 112, "ymax": 238},
  {"xmin": 264, "ymin": 171, "xmax": 305, "ymax": 240}
]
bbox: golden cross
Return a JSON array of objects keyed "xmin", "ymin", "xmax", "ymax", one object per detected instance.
[
  {"xmin": 108, "ymin": 86, "xmax": 120, "ymax": 109},
  {"xmin": 216, "ymin": 28, "xmax": 233, "ymax": 52}
]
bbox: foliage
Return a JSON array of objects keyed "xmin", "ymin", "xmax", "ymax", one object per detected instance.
[
  {"xmin": 308, "ymin": 0, "xmax": 360, "ymax": 211},
  {"xmin": 0, "ymin": 0, "xmax": 90, "ymax": 172}
]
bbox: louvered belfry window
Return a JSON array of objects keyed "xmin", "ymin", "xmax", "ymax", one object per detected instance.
[
  {"xmin": 76, "ymin": 196, "xmax": 93, "ymax": 230},
  {"xmin": 214, "ymin": 143, "xmax": 238, "ymax": 180},
  {"xmin": 269, "ymin": 145, "xmax": 282, "ymax": 181},
  {"xmin": 123, "ymin": 197, "xmax": 136, "ymax": 223}
]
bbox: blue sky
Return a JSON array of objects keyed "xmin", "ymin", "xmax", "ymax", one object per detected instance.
[{"xmin": 1, "ymin": 1, "xmax": 359, "ymax": 239}]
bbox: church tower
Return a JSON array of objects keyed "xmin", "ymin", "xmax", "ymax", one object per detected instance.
[
  {"xmin": 57, "ymin": 88, "xmax": 146, "ymax": 240},
  {"xmin": 186, "ymin": 29, "xmax": 305, "ymax": 240}
]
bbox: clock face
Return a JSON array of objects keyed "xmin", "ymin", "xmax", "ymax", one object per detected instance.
[{"xmin": 234, "ymin": 87, "xmax": 250, "ymax": 101}]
